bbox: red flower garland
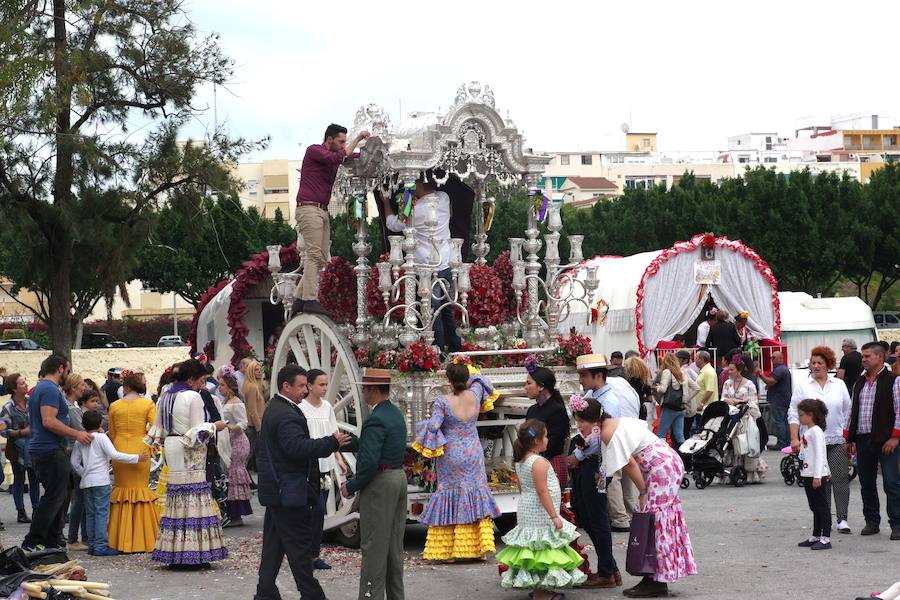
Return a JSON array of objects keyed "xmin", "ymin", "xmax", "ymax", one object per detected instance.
[
  {"xmin": 492, "ymin": 250, "xmax": 528, "ymax": 317},
  {"xmin": 225, "ymin": 244, "xmax": 300, "ymax": 365},
  {"xmin": 465, "ymin": 264, "xmax": 507, "ymax": 327},
  {"xmin": 318, "ymin": 256, "xmax": 358, "ymax": 324},
  {"xmin": 634, "ymin": 234, "xmax": 780, "ymax": 356}
]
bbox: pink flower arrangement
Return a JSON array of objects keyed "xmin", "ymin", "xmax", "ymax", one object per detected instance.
[{"xmin": 569, "ymin": 394, "xmax": 588, "ymax": 412}]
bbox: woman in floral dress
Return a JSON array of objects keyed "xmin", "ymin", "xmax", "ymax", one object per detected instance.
[
  {"xmin": 413, "ymin": 360, "xmax": 501, "ymax": 560},
  {"xmin": 599, "ymin": 413, "xmax": 697, "ymax": 598}
]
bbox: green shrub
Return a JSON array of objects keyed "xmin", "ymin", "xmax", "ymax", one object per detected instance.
[{"xmin": 2, "ymin": 328, "xmax": 25, "ymax": 340}]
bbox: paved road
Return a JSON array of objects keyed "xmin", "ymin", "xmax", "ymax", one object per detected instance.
[{"xmin": 0, "ymin": 450, "xmax": 895, "ymax": 599}]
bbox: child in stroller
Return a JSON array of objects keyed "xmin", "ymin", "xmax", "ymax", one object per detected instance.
[{"xmin": 679, "ymin": 401, "xmax": 754, "ymax": 488}]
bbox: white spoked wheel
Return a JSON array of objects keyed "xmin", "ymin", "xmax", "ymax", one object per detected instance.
[{"xmin": 271, "ymin": 312, "xmax": 367, "ymax": 547}]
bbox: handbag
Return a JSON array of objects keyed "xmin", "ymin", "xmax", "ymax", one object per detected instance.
[
  {"xmin": 625, "ymin": 511, "xmax": 657, "ymax": 576},
  {"xmin": 263, "ymin": 437, "xmax": 314, "ymax": 509},
  {"xmin": 3, "ymin": 437, "xmax": 18, "ymax": 463},
  {"xmin": 662, "ymin": 381, "xmax": 684, "ymax": 411}
]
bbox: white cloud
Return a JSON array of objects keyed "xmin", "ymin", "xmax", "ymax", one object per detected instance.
[{"xmin": 180, "ymin": 0, "xmax": 900, "ymax": 160}]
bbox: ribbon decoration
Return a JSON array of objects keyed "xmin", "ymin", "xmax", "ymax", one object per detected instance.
[
  {"xmin": 483, "ymin": 198, "xmax": 495, "ymax": 232},
  {"xmin": 400, "ymin": 183, "xmax": 416, "ymax": 222},
  {"xmin": 528, "ymin": 189, "xmax": 550, "ymax": 223},
  {"xmin": 346, "ymin": 194, "xmax": 364, "ymax": 227}
]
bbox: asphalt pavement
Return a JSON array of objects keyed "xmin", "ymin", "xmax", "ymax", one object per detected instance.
[{"xmin": 0, "ymin": 450, "xmax": 896, "ymax": 600}]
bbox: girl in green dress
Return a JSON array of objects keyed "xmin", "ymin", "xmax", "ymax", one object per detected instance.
[{"xmin": 497, "ymin": 419, "xmax": 586, "ymax": 599}]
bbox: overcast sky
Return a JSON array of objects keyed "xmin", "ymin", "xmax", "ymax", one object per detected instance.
[{"xmin": 182, "ymin": 0, "xmax": 900, "ymax": 161}]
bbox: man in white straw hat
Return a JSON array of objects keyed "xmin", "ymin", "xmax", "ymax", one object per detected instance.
[{"xmin": 574, "ymin": 353, "xmax": 640, "ymax": 532}]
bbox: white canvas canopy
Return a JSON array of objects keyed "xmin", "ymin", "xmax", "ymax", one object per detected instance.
[
  {"xmin": 558, "ymin": 234, "xmax": 781, "ymax": 357},
  {"xmin": 195, "ymin": 281, "xmax": 235, "ymax": 364},
  {"xmin": 777, "ymin": 291, "xmax": 876, "ymax": 367}
]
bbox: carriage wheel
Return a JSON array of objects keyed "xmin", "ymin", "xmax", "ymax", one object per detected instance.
[
  {"xmin": 694, "ymin": 471, "xmax": 714, "ymax": 490},
  {"xmin": 271, "ymin": 313, "xmax": 367, "ymax": 543}
]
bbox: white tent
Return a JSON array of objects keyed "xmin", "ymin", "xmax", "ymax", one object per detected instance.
[
  {"xmin": 558, "ymin": 234, "xmax": 781, "ymax": 357},
  {"xmin": 777, "ymin": 291, "xmax": 876, "ymax": 367},
  {"xmin": 195, "ymin": 281, "xmax": 235, "ymax": 364}
]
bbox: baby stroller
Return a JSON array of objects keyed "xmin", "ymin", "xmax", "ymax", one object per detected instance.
[
  {"xmin": 779, "ymin": 448, "xmax": 804, "ymax": 487},
  {"xmin": 679, "ymin": 401, "xmax": 751, "ymax": 489}
]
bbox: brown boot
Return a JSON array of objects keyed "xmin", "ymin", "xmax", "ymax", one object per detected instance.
[
  {"xmin": 581, "ymin": 573, "xmax": 619, "ymax": 589},
  {"xmin": 614, "ymin": 570, "xmax": 623, "ymax": 586}
]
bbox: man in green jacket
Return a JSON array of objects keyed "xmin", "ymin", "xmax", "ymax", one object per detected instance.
[{"xmin": 341, "ymin": 368, "xmax": 407, "ymax": 600}]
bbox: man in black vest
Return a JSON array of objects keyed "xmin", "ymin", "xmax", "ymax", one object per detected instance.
[
  {"xmin": 254, "ymin": 365, "xmax": 350, "ymax": 600},
  {"xmin": 846, "ymin": 341, "xmax": 900, "ymax": 540}
]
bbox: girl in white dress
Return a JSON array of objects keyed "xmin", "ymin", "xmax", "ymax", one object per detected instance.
[{"xmin": 299, "ymin": 369, "xmax": 347, "ymax": 570}]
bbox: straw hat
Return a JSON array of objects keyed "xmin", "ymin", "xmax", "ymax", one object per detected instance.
[
  {"xmin": 575, "ymin": 353, "xmax": 610, "ymax": 370},
  {"xmin": 351, "ymin": 368, "xmax": 393, "ymax": 386}
]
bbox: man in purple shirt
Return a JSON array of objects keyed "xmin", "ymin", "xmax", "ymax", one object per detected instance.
[{"xmin": 292, "ymin": 124, "xmax": 369, "ymax": 316}]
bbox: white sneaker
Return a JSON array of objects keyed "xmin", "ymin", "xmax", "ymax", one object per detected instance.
[{"xmin": 836, "ymin": 520, "xmax": 851, "ymax": 534}]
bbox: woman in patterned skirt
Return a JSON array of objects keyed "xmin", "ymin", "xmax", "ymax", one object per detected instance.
[
  {"xmin": 146, "ymin": 359, "xmax": 228, "ymax": 567},
  {"xmin": 413, "ymin": 360, "xmax": 501, "ymax": 560},
  {"xmin": 599, "ymin": 413, "xmax": 697, "ymax": 598},
  {"xmin": 219, "ymin": 372, "xmax": 253, "ymax": 526}
]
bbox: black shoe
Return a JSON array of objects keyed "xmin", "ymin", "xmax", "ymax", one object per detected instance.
[
  {"xmin": 624, "ymin": 579, "xmax": 668, "ymax": 598},
  {"xmin": 313, "ymin": 558, "xmax": 332, "ymax": 570},
  {"xmin": 300, "ymin": 301, "xmax": 330, "ymax": 317},
  {"xmin": 891, "ymin": 529, "xmax": 900, "ymax": 541},
  {"xmin": 17, "ymin": 513, "xmax": 31, "ymax": 524},
  {"xmin": 797, "ymin": 539, "xmax": 816, "ymax": 547},
  {"xmin": 623, "ymin": 577, "xmax": 653, "ymax": 596},
  {"xmin": 860, "ymin": 522, "xmax": 880, "ymax": 536},
  {"xmin": 810, "ymin": 541, "xmax": 832, "ymax": 550}
]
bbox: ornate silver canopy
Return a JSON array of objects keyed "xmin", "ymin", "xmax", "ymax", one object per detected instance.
[{"xmin": 344, "ymin": 81, "xmax": 550, "ymax": 188}]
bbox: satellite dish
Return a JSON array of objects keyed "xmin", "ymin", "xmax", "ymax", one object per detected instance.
[{"xmin": 621, "ymin": 122, "xmax": 630, "ymax": 133}]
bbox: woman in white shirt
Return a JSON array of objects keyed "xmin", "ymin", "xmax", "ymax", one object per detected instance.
[
  {"xmin": 300, "ymin": 369, "xmax": 348, "ymax": 571},
  {"xmin": 721, "ymin": 357, "xmax": 765, "ymax": 482},
  {"xmin": 789, "ymin": 346, "xmax": 852, "ymax": 534},
  {"xmin": 219, "ymin": 373, "xmax": 253, "ymax": 526}
]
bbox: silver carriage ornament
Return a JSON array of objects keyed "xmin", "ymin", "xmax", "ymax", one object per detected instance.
[{"xmin": 274, "ymin": 81, "xmax": 599, "ymax": 350}]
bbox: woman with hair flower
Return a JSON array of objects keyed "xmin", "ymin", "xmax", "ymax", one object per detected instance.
[
  {"xmin": 524, "ymin": 360, "xmax": 571, "ymax": 493},
  {"xmin": 412, "ymin": 356, "xmax": 501, "ymax": 561},
  {"xmin": 722, "ymin": 354, "xmax": 766, "ymax": 482}
]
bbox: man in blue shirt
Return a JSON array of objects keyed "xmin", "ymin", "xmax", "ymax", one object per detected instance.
[
  {"xmin": 756, "ymin": 351, "xmax": 792, "ymax": 449},
  {"xmin": 23, "ymin": 355, "xmax": 93, "ymax": 552}
]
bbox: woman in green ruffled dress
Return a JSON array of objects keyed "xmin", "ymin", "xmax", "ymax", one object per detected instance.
[{"xmin": 497, "ymin": 419, "xmax": 586, "ymax": 599}]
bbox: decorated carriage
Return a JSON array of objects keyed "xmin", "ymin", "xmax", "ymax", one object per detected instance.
[{"xmin": 193, "ymin": 82, "xmax": 602, "ymax": 545}]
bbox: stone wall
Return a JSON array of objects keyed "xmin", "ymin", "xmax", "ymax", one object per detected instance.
[
  {"xmin": 0, "ymin": 347, "xmax": 192, "ymax": 393},
  {"xmin": 879, "ymin": 328, "xmax": 900, "ymax": 344}
]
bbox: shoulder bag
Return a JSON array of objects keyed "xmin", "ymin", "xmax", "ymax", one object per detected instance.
[{"xmin": 662, "ymin": 378, "xmax": 684, "ymax": 411}]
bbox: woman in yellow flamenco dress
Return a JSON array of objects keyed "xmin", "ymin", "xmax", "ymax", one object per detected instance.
[
  {"xmin": 107, "ymin": 373, "xmax": 160, "ymax": 553},
  {"xmin": 412, "ymin": 359, "xmax": 501, "ymax": 561}
]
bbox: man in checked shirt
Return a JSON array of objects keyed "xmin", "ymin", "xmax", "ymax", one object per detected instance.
[{"xmin": 845, "ymin": 341, "xmax": 900, "ymax": 540}]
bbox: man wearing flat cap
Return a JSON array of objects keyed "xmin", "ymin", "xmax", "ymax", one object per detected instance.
[{"xmin": 340, "ymin": 368, "xmax": 407, "ymax": 600}]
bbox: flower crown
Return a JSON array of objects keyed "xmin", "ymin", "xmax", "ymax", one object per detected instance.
[
  {"xmin": 524, "ymin": 354, "xmax": 541, "ymax": 374},
  {"xmin": 569, "ymin": 394, "xmax": 588, "ymax": 412},
  {"xmin": 451, "ymin": 354, "xmax": 473, "ymax": 367},
  {"xmin": 220, "ymin": 363, "xmax": 235, "ymax": 378},
  {"xmin": 731, "ymin": 354, "xmax": 743, "ymax": 366}
]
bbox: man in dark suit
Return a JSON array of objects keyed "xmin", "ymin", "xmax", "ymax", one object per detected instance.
[
  {"xmin": 254, "ymin": 364, "xmax": 350, "ymax": 600},
  {"xmin": 340, "ymin": 368, "xmax": 407, "ymax": 600}
]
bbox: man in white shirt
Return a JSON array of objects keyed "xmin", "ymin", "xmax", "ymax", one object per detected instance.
[
  {"xmin": 382, "ymin": 172, "xmax": 460, "ymax": 352},
  {"xmin": 696, "ymin": 309, "xmax": 716, "ymax": 348},
  {"xmin": 574, "ymin": 353, "xmax": 639, "ymax": 532}
]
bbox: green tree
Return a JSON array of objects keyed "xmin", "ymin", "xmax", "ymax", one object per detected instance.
[
  {"xmin": 0, "ymin": 0, "xmax": 259, "ymax": 359},
  {"xmin": 862, "ymin": 163, "xmax": 900, "ymax": 308},
  {"xmin": 136, "ymin": 194, "xmax": 294, "ymax": 307}
]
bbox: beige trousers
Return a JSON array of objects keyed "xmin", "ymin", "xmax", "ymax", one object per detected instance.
[
  {"xmin": 294, "ymin": 205, "xmax": 330, "ymax": 301},
  {"xmin": 607, "ymin": 468, "xmax": 637, "ymax": 528}
]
